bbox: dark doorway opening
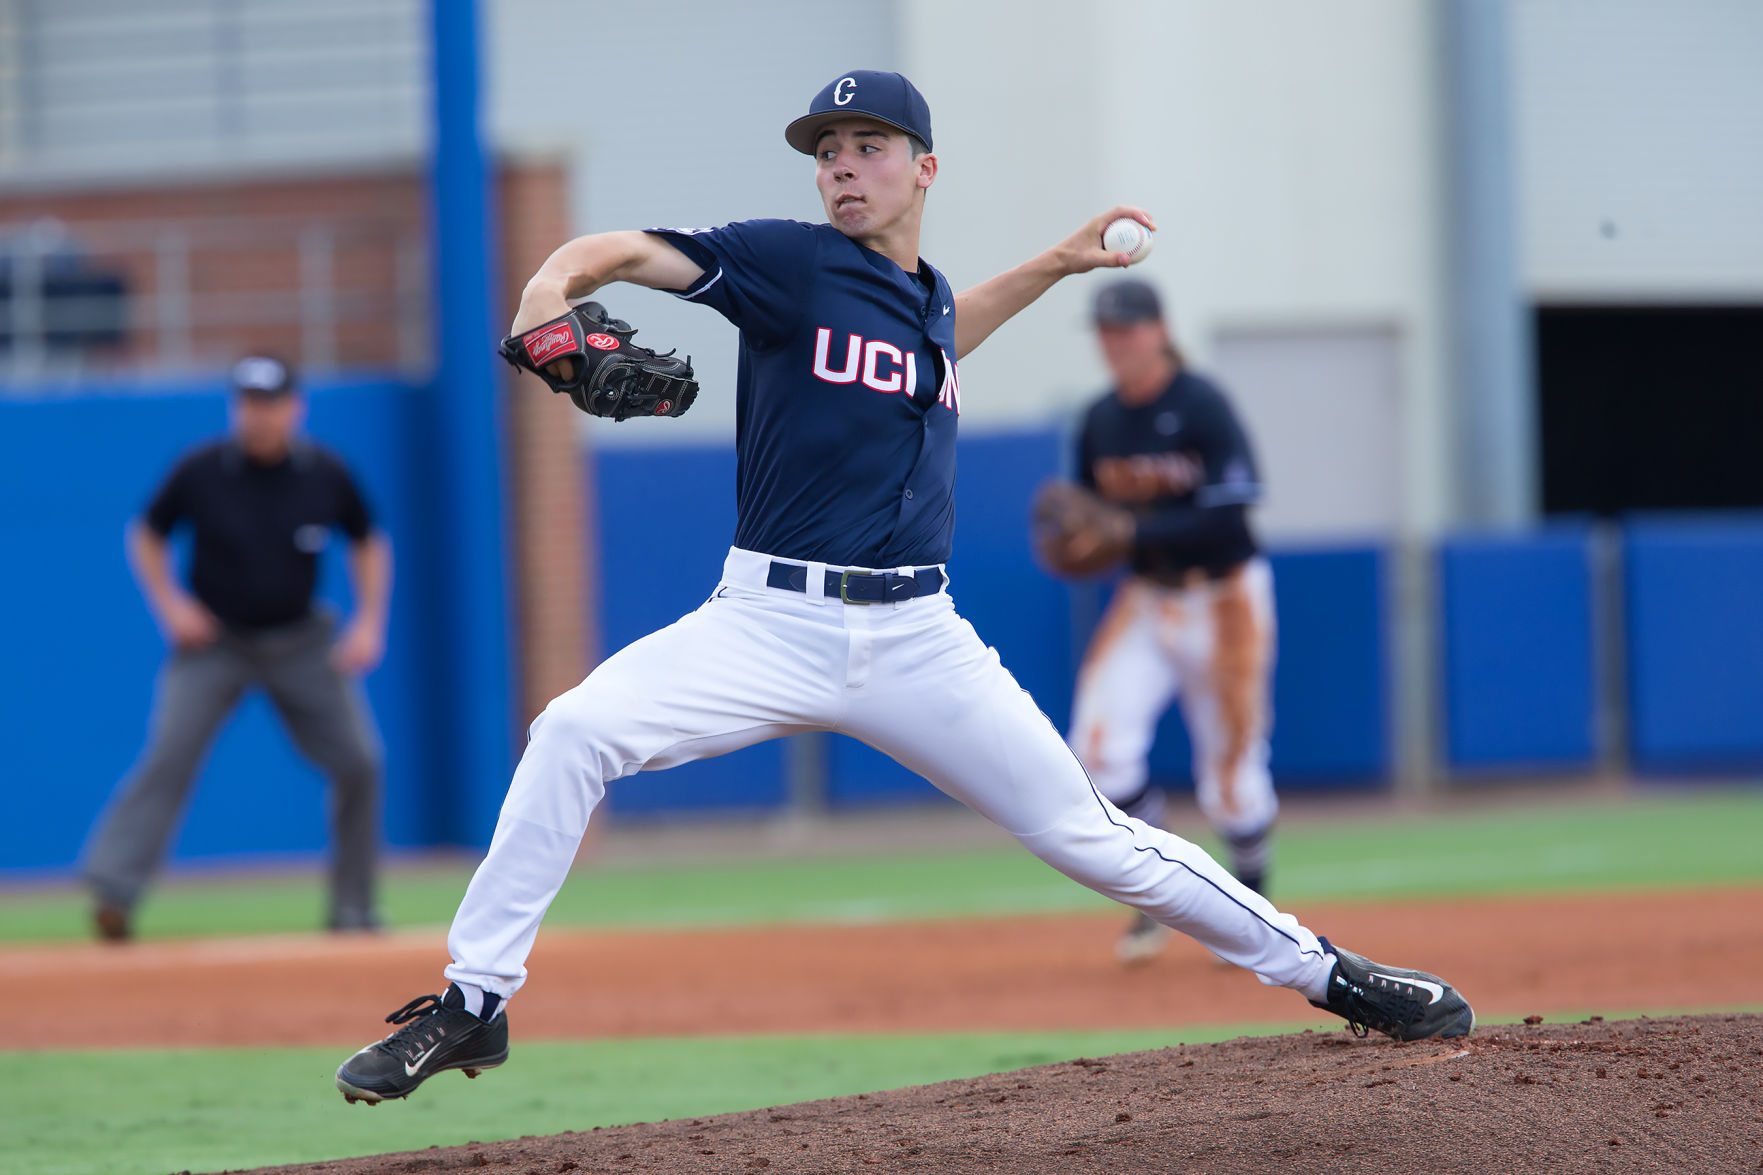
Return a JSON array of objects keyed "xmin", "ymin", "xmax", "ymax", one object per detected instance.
[{"xmin": 1537, "ymin": 305, "xmax": 1763, "ymax": 515}]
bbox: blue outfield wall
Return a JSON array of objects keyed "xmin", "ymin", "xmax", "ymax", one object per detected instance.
[
  {"xmin": 21, "ymin": 399, "xmax": 1760, "ymax": 873},
  {"xmin": 1439, "ymin": 526, "xmax": 1598, "ymax": 771},
  {"xmin": 0, "ymin": 383, "xmax": 446, "ymax": 874},
  {"xmin": 1624, "ymin": 513, "xmax": 1763, "ymax": 770},
  {"xmin": 592, "ymin": 429, "xmax": 1390, "ymax": 815}
]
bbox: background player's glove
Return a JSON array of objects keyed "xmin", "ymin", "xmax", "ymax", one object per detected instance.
[
  {"xmin": 498, "ymin": 302, "xmax": 699, "ymax": 421},
  {"xmin": 1031, "ymin": 480, "xmax": 1135, "ymax": 577}
]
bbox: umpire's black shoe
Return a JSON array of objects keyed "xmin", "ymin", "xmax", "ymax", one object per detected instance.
[
  {"xmin": 1312, "ymin": 938, "xmax": 1474, "ymax": 1041},
  {"xmin": 335, "ymin": 984, "xmax": 508, "ymax": 1103}
]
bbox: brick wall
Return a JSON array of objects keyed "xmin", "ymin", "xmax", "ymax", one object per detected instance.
[
  {"xmin": 0, "ymin": 171, "xmax": 425, "ymax": 370},
  {"xmin": 498, "ymin": 159, "xmax": 593, "ymax": 722},
  {"xmin": 2, "ymin": 160, "xmax": 593, "ymax": 732}
]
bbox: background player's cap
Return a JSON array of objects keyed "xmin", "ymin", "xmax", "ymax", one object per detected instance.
[
  {"xmin": 785, "ymin": 70, "xmax": 933, "ymax": 155},
  {"xmin": 1092, "ymin": 279, "xmax": 1164, "ymax": 327},
  {"xmin": 230, "ymin": 354, "xmax": 298, "ymax": 397}
]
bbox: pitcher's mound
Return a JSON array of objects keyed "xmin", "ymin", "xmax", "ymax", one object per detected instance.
[{"xmin": 252, "ymin": 1013, "xmax": 1759, "ymax": 1174}]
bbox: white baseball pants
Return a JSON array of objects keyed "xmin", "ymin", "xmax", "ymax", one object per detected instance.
[
  {"xmin": 1069, "ymin": 560, "xmax": 1278, "ymax": 840},
  {"xmin": 444, "ymin": 548, "xmax": 1328, "ymax": 1003}
]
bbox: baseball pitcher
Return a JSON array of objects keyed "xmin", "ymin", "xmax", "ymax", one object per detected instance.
[{"xmin": 333, "ymin": 70, "xmax": 1471, "ymax": 1106}]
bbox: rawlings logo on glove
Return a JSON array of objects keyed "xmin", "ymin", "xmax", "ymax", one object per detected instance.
[
  {"xmin": 523, "ymin": 322, "xmax": 582, "ymax": 367},
  {"xmin": 498, "ymin": 302, "xmax": 699, "ymax": 422}
]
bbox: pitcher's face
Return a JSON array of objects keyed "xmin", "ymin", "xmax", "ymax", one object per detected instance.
[{"xmin": 814, "ymin": 119, "xmax": 934, "ymax": 241}]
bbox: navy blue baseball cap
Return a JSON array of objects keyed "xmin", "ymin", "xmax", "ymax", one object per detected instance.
[
  {"xmin": 785, "ymin": 70, "xmax": 933, "ymax": 155},
  {"xmin": 1093, "ymin": 279, "xmax": 1164, "ymax": 327}
]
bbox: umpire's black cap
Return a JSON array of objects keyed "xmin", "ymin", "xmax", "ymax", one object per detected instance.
[
  {"xmin": 785, "ymin": 70, "xmax": 933, "ymax": 155},
  {"xmin": 1093, "ymin": 279, "xmax": 1164, "ymax": 327},
  {"xmin": 230, "ymin": 355, "xmax": 298, "ymax": 398}
]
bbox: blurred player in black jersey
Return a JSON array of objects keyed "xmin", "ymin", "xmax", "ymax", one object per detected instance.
[{"xmin": 1067, "ymin": 279, "xmax": 1278, "ymax": 965}]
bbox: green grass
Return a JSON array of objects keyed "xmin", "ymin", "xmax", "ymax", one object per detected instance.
[
  {"xmin": 4, "ymin": 788, "xmax": 1757, "ymax": 945},
  {"xmin": 1, "ymin": 1023, "xmax": 1316, "ymax": 1175}
]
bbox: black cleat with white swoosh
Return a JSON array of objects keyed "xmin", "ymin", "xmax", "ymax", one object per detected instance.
[
  {"xmin": 1312, "ymin": 938, "xmax": 1474, "ymax": 1041},
  {"xmin": 335, "ymin": 984, "xmax": 508, "ymax": 1103}
]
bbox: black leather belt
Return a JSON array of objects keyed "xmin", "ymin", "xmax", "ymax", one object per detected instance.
[{"xmin": 765, "ymin": 560, "xmax": 946, "ymax": 604}]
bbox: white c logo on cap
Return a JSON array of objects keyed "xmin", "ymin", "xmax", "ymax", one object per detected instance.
[{"xmin": 833, "ymin": 77, "xmax": 857, "ymax": 105}]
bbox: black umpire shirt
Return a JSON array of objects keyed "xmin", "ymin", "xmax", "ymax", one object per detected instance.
[
  {"xmin": 1077, "ymin": 368, "xmax": 1263, "ymax": 581},
  {"xmin": 143, "ymin": 439, "xmax": 374, "ymax": 630}
]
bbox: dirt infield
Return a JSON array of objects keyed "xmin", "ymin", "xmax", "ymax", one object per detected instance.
[
  {"xmin": 12, "ymin": 886, "xmax": 1761, "ymax": 1049},
  {"xmin": 16, "ymin": 885, "xmax": 1760, "ymax": 1173},
  {"xmin": 245, "ymin": 1014, "xmax": 1762, "ymax": 1174},
  {"xmin": 13, "ymin": 878, "xmax": 1763, "ymax": 1044}
]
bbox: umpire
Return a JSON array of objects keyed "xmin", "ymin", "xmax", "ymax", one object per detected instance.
[{"xmin": 83, "ymin": 356, "xmax": 392, "ymax": 940}]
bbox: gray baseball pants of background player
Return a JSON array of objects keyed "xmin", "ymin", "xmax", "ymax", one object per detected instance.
[{"xmin": 83, "ymin": 610, "xmax": 383, "ymax": 930}]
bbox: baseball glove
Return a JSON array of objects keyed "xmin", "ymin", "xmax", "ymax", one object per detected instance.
[
  {"xmin": 498, "ymin": 302, "xmax": 698, "ymax": 421},
  {"xmin": 1031, "ymin": 480, "xmax": 1135, "ymax": 577}
]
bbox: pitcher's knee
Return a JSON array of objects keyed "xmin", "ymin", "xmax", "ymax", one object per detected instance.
[
  {"xmin": 526, "ymin": 686, "xmax": 654, "ymax": 784},
  {"xmin": 528, "ymin": 700, "xmax": 600, "ymax": 758}
]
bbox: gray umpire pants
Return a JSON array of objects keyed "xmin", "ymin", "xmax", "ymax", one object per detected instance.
[{"xmin": 83, "ymin": 611, "xmax": 383, "ymax": 927}]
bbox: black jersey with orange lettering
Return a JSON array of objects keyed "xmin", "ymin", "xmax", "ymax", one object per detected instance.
[{"xmin": 1076, "ymin": 369, "xmax": 1261, "ymax": 580}]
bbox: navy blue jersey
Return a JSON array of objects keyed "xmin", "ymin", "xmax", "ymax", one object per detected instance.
[
  {"xmin": 1077, "ymin": 369, "xmax": 1261, "ymax": 579},
  {"xmin": 647, "ymin": 219, "xmax": 961, "ymax": 568}
]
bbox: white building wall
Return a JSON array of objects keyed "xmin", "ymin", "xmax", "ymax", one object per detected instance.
[
  {"xmin": 1513, "ymin": 0, "xmax": 1763, "ymax": 301},
  {"xmin": 0, "ymin": 0, "xmax": 426, "ymax": 187},
  {"xmin": 901, "ymin": 0, "xmax": 1450, "ymax": 537}
]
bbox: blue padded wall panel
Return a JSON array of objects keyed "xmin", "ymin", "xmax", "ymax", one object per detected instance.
[
  {"xmin": 1625, "ymin": 514, "xmax": 1763, "ymax": 769},
  {"xmin": 1259, "ymin": 546, "xmax": 1388, "ymax": 784},
  {"xmin": 1440, "ymin": 528, "xmax": 1597, "ymax": 770}
]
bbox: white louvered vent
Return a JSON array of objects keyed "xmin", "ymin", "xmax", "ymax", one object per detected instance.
[{"xmin": 0, "ymin": 0, "xmax": 426, "ymax": 184}]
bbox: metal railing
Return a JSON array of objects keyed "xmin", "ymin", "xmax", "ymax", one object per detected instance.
[{"xmin": 0, "ymin": 213, "xmax": 430, "ymax": 389}]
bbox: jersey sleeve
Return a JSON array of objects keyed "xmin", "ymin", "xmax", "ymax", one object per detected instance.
[
  {"xmin": 1134, "ymin": 502, "xmax": 1251, "ymax": 552},
  {"xmin": 327, "ymin": 454, "xmax": 375, "ymax": 541},
  {"xmin": 1188, "ymin": 385, "xmax": 1263, "ymax": 508},
  {"xmin": 141, "ymin": 455, "xmax": 193, "ymax": 535},
  {"xmin": 643, "ymin": 219, "xmax": 820, "ymax": 350}
]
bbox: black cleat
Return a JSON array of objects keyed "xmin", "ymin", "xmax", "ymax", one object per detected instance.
[
  {"xmin": 1312, "ymin": 938, "xmax": 1474, "ymax": 1041},
  {"xmin": 335, "ymin": 984, "xmax": 508, "ymax": 1103}
]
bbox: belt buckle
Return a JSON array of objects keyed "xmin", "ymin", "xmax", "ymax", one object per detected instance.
[{"xmin": 839, "ymin": 569, "xmax": 872, "ymax": 605}]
